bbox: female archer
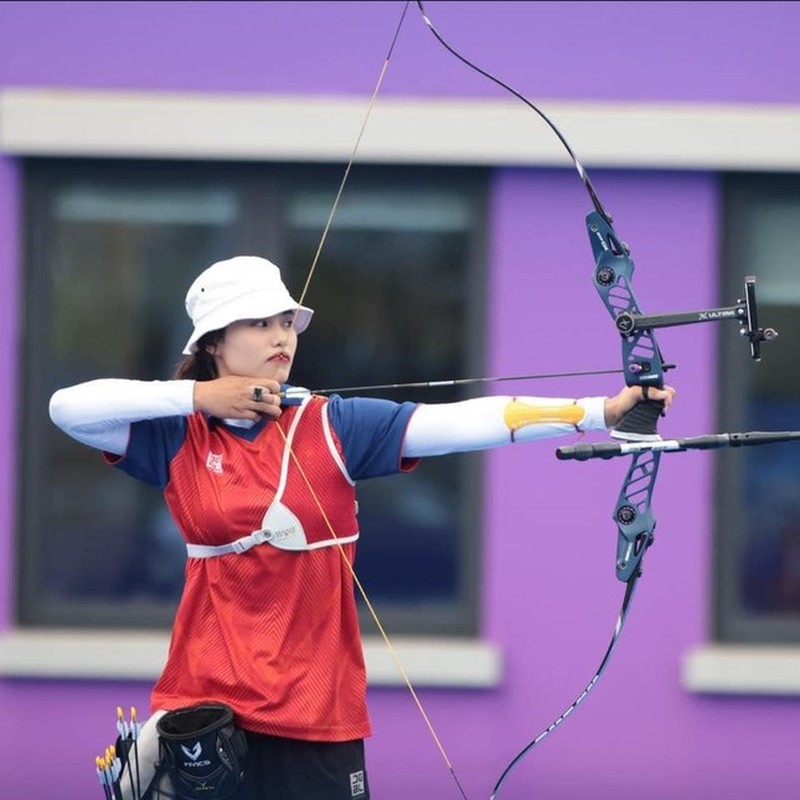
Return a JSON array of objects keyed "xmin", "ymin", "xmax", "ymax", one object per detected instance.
[{"xmin": 49, "ymin": 255, "xmax": 675, "ymax": 800}]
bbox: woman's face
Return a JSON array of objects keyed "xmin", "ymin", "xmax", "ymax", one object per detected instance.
[{"xmin": 209, "ymin": 311, "xmax": 298, "ymax": 384}]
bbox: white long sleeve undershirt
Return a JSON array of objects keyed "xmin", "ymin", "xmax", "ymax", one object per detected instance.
[
  {"xmin": 403, "ymin": 394, "xmax": 607, "ymax": 457},
  {"xmin": 49, "ymin": 379, "xmax": 196, "ymax": 455},
  {"xmin": 48, "ymin": 379, "xmax": 608, "ymax": 458}
]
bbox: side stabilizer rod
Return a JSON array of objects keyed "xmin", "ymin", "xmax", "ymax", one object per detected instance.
[{"xmin": 556, "ymin": 430, "xmax": 800, "ymax": 462}]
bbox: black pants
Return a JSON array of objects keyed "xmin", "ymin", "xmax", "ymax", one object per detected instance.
[
  {"xmin": 147, "ymin": 732, "xmax": 368, "ymax": 800},
  {"xmin": 235, "ymin": 733, "xmax": 369, "ymax": 800}
]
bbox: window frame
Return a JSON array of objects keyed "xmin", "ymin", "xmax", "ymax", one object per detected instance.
[
  {"xmin": 17, "ymin": 157, "xmax": 489, "ymax": 638},
  {"xmin": 714, "ymin": 172, "xmax": 800, "ymax": 645}
]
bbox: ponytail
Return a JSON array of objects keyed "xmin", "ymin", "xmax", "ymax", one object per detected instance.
[{"xmin": 172, "ymin": 330, "xmax": 223, "ymax": 381}]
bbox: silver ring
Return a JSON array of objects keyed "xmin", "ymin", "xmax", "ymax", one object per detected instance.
[{"xmin": 251, "ymin": 386, "xmax": 264, "ymax": 402}]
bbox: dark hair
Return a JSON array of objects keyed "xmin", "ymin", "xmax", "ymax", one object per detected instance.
[{"xmin": 172, "ymin": 329, "xmax": 224, "ymax": 380}]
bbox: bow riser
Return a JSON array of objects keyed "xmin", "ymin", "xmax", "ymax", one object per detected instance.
[{"xmin": 588, "ymin": 212, "xmax": 668, "ymax": 439}]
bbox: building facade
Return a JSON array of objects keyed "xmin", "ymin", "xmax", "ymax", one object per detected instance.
[{"xmin": 1, "ymin": 3, "xmax": 799, "ymax": 798}]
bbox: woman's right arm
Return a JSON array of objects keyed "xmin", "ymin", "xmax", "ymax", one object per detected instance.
[{"xmin": 49, "ymin": 379, "xmax": 195, "ymax": 455}]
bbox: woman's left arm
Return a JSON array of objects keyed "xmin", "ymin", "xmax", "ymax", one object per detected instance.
[{"xmin": 403, "ymin": 385, "xmax": 675, "ymax": 458}]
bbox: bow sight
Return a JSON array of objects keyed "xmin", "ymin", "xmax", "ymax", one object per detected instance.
[{"xmin": 612, "ymin": 274, "xmax": 778, "ymax": 360}]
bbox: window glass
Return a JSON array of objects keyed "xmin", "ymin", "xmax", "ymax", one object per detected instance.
[{"xmin": 717, "ymin": 175, "xmax": 800, "ymax": 643}]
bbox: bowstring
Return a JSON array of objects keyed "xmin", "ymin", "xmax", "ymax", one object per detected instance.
[
  {"xmin": 280, "ymin": 3, "xmax": 470, "ymax": 798},
  {"xmin": 296, "ymin": 2, "xmax": 408, "ymax": 309},
  {"xmin": 278, "ymin": 432, "xmax": 469, "ymax": 800}
]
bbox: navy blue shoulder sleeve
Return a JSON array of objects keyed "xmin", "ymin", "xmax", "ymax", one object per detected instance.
[
  {"xmin": 108, "ymin": 416, "xmax": 188, "ymax": 489},
  {"xmin": 325, "ymin": 395, "xmax": 418, "ymax": 480}
]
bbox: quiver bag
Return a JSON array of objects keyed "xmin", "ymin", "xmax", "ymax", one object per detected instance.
[{"xmin": 156, "ymin": 703, "xmax": 247, "ymax": 800}]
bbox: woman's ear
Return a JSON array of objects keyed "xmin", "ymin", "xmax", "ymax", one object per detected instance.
[
  {"xmin": 198, "ymin": 328, "xmax": 223, "ymax": 359},
  {"xmin": 204, "ymin": 334, "xmax": 222, "ymax": 357}
]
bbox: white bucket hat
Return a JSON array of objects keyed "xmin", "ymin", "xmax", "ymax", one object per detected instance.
[{"xmin": 182, "ymin": 256, "xmax": 313, "ymax": 354}]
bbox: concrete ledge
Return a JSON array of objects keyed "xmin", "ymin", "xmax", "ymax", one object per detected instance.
[
  {"xmin": 2, "ymin": 88, "xmax": 800, "ymax": 170},
  {"xmin": 0, "ymin": 629, "xmax": 502, "ymax": 688},
  {"xmin": 682, "ymin": 645, "xmax": 800, "ymax": 696}
]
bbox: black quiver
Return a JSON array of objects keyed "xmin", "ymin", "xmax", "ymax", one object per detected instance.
[{"xmin": 156, "ymin": 703, "xmax": 247, "ymax": 800}]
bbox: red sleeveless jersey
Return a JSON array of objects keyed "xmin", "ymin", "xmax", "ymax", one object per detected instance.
[{"xmin": 153, "ymin": 396, "xmax": 369, "ymax": 741}]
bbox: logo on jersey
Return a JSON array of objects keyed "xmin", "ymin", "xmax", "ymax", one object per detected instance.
[
  {"xmin": 350, "ymin": 770, "xmax": 366, "ymax": 797},
  {"xmin": 206, "ymin": 451, "xmax": 224, "ymax": 474}
]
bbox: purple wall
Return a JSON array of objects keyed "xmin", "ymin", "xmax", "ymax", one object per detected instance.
[
  {"xmin": 2, "ymin": 2, "xmax": 799, "ymax": 798},
  {"xmin": 1, "ymin": 1, "xmax": 800, "ymax": 102}
]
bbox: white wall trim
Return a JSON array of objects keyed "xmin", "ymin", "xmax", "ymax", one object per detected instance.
[
  {"xmin": 0, "ymin": 629, "xmax": 502, "ymax": 688},
  {"xmin": 682, "ymin": 645, "xmax": 800, "ymax": 696},
  {"xmin": 2, "ymin": 88, "xmax": 800, "ymax": 171}
]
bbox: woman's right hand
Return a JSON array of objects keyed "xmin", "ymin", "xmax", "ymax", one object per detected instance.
[{"xmin": 192, "ymin": 376, "xmax": 283, "ymax": 420}]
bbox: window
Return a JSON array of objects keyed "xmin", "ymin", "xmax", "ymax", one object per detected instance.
[
  {"xmin": 18, "ymin": 159, "xmax": 487, "ymax": 635},
  {"xmin": 716, "ymin": 174, "xmax": 800, "ymax": 643}
]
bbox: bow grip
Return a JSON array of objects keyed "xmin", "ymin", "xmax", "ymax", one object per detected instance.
[{"xmin": 611, "ymin": 395, "xmax": 664, "ymax": 440}]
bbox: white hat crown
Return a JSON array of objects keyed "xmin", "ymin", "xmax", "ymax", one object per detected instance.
[{"xmin": 182, "ymin": 256, "xmax": 313, "ymax": 354}]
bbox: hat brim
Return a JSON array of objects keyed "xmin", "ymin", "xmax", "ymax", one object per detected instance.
[{"xmin": 182, "ymin": 303, "xmax": 314, "ymax": 355}]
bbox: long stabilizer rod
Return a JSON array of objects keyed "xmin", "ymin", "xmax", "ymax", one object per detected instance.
[{"xmin": 556, "ymin": 431, "xmax": 800, "ymax": 462}]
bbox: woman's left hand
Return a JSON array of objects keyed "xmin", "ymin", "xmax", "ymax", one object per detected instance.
[{"xmin": 603, "ymin": 384, "xmax": 676, "ymax": 428}]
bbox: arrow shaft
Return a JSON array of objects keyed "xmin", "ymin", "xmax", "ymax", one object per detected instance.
[{"xmin": 285, "ymin": 367, "xmax": 624, "ymax": 398}]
